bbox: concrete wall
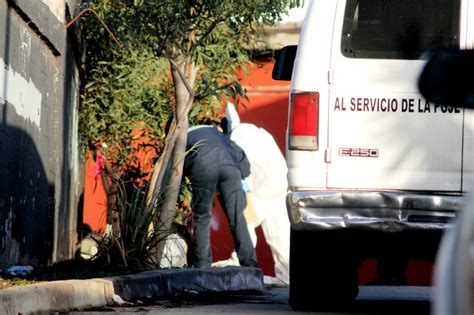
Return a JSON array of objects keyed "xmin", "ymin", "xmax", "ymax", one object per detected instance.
[
  {"xmin": 0, "ymin": 0, "xmax": 81, "ymax": 268},
  {"xmin": 261, "ymin": 21, "xmax": 302, "ymax": 49}
]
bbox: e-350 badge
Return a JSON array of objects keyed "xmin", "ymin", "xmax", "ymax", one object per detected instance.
[{"xmin": 339, "ymin": 148, "xmax": 379, "ymax": 158}]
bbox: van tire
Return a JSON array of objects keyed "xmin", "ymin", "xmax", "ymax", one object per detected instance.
[{"xmin": 289, "ymin": 228, "xmax": 360, "ymax": 311}]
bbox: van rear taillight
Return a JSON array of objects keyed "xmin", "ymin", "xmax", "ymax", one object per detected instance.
[{"xmin": 289, "ymin": 92, "xmax": 319, "ymax": 151}]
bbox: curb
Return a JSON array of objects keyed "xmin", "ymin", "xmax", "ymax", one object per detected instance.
[{"xmin": 0, "ymin": 267, "xmax": 264, "ymax": 314}]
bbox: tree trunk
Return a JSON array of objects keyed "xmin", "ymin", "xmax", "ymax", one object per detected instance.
[{"xmin": 152, "ymin": 51, "xmax": 194, "ymax": 264}]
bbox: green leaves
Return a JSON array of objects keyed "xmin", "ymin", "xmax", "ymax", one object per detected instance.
[
  {"xmin": 79, "ymin": 0, "xmax": 303, "ymax": 157},
  {"xmin": 76, "ymin": 0, "xmax": 303, "ymax": 269},
  {"xmin": 79, "ymin": 47, "xmax": 172, "ymax": 164}
]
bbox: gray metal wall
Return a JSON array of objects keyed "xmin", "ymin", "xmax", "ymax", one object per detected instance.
[{"xmin": 0, "ymin": 0, "xmax": 81, "ymax": 268}]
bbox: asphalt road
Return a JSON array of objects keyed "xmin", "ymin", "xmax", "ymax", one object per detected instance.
[{"xmin": 66, "ymin": 285, "xmax": 432, "ymax": 314}]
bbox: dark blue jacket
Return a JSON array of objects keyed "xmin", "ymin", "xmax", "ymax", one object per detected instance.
[{"xmin": 184, "ymin": 125, "xmax": 250, "ymax": 179}]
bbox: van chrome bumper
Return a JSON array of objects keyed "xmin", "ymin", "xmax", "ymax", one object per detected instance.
[{"xmin": 288, "ymin": 191, "xmax": 463, "ymax": 231}]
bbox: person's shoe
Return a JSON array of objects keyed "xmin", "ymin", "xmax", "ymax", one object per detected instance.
[
  {"xmin": 212, "ymin": 252, "xmax": 240, "ymax": 267},
  {"xmin": 192, "ymin": 261, "xmax": 212, "ymax": 268},
  {"xmin": 240, "ymin": 259, "xmax": 259, "ymax": 268}
]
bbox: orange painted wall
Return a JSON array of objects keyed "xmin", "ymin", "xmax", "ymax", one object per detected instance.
[
  {"xmin": 83, "ymin": 154, "xmax": 108, "ymax": 234},
  {"xmin": 82, "ymin": 59, "xmax": 433, "ymax": 285},
  {"xmin": 219, "ymin": 59, "xmax": 434, "ymax": 285},
  {"xmin": 209, "ymin": 60, "xmax": 290, "ymax": 276},
  {"xmin": 81, "ymin": 60, "xmax": 288, "ymax": 276}
]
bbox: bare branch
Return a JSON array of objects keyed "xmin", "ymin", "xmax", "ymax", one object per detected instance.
[
  {"xmin": 65, "ymin": 7, "xmax": 123, "ymax": 48},
  {"xmin": 189, "ymin": 14, "xmax": 229, "ymax": 60}
]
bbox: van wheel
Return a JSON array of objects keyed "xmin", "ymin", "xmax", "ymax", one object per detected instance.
[{"xmin": 289, "ymin": 228, "xmax": 360, "ymax": 311}]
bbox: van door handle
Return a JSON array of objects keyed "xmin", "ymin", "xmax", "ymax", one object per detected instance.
[{"xmin": 325, "ymin": 148, "xmax": 332, "ymax": 163}]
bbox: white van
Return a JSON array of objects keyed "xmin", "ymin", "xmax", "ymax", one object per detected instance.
[{"xmin": 273, "ymin": 0, "xmax": 474, "ymax": 311}]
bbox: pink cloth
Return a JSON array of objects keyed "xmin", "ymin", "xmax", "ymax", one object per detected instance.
[{"xmin": 94, "ymin": 151, "xmax": 105, "ymax": 179}]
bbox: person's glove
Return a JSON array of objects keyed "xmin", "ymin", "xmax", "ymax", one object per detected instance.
[{"xmin": 241, "ymin": 179, "xmax": 251, "ymax": 192}]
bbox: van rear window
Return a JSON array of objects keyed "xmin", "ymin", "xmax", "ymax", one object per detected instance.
[{"xmin": 341, "ymin": 0, "xmax": 460, "ymax": 59}]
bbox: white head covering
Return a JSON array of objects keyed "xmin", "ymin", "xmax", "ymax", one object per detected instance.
[{"xmin": 225, "ymin": 102, "xmax": 240, "ymax": 132}]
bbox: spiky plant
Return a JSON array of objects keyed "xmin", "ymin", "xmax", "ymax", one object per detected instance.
[{"xmin": 93, "ymin": 170, "xmax": 192, "ymax": 269}]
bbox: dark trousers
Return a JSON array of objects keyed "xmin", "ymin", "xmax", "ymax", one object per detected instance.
[{"xmin": 188, "ymin": 165, "xmax": 257, "ymax": 268}]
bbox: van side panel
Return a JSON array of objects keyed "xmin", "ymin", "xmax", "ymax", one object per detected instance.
[
  {"xmin": 286, "ymin": 0, "xmax": 337, "ymax": 189},
  {"xmin": 284, "ymin": 0, "xmax": 468, "ymax": 310},
  {"xmin": 326, "ymin": 0, "xmax": 464, "ymax": 191},
  {"xmin": 463, "ymin": 0, "xmax": 474, "ymax": 192}
]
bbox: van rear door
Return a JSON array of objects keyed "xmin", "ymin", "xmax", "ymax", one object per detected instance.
[{"xmin": 326, "ymin": 0, "xmax": 464, "ymax": 191}]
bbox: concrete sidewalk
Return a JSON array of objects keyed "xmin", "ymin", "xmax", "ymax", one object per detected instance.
[{"xmin": 0, "ymin": 267, "xmax": 264, "ymax": 314}]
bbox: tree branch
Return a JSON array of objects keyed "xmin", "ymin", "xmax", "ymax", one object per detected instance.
[
  {"xmin": 65, "ymin": 7, "xmax": 123, "ymax": 48},
  {"xmin": 189, "ymin": 14, "xmax": 229, "ymax": 60}
]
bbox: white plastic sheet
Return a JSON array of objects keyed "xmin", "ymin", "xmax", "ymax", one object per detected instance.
[{"xmin": 212, "ymin": 103, "xmax": 290, "ymax": 285}]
